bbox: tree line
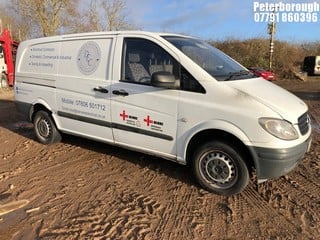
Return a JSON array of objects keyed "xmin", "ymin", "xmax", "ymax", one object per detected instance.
[
  {"xmin": 213, "ymin": 38, "xmax": 320, "ymax": 79},
  {"xmin": 0, "ymin": 0, "xmax": 134, "ymax": 39}
]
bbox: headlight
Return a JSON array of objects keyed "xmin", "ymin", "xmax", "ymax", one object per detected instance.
[{"xmin": 259, "ymin": 118, "xmax": 299, "ymax": 140}]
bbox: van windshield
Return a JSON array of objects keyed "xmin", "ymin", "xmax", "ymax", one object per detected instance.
[{"xmin": 163, "ymin": 36, "xmax": 255, "ymax": 81}]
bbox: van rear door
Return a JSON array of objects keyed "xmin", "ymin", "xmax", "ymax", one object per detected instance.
[{"xmin": 55, "ymin": 38, "xmax": 114, "ymax": 143}]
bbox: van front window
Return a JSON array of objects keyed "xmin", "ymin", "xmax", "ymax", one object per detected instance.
[{"xmin": 163, "ymin": 36, "xmax": 255, "ymax": 81}]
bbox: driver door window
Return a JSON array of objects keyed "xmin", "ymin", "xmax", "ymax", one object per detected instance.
[{"xmin": 122, "ymin": 38, "xmax": 178, "ymax": 84}]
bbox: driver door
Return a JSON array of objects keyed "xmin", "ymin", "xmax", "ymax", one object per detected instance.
[{"xmin": 110, "ymin": 36, "xmax": 180, "ymax": 158}]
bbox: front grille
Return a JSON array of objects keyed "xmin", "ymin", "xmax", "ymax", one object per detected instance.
[{"xmin": 298, "ymin": 112, "xmax": 310, "ymax": 135}]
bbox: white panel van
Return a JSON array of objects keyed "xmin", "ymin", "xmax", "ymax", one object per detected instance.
[
  {"xmin": 302, "ymin": 55, "xmax": 320, "ymax": 76},
  {"xmin": 0, "ymin": 44, "xmax": 8, "ymax": 87},
  {"xmin": 14, "ymin": 31, "xmax": 312, "ymax": 195}
]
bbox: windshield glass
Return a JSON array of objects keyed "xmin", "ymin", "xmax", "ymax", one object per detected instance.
[{"xmin": 163, "ymin": 36, "xmax": 254, "ymax": 81}]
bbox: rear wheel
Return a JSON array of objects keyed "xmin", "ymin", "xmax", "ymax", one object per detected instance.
[
  {"xmin": 33, "ymin": 110, "xmax": 61, "ymax": 145},
  {"xmin": 192, "ymin": 141, "xmax": 249, "ymax": 196}
]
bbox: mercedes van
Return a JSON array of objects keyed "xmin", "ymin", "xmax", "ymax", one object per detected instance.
[{"xmin": 15, "ymin": 31, "xmax": 312, "ymax": 195}]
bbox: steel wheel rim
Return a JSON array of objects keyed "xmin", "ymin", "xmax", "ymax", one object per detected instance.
[
  {"xmin": 199, "ymin": 151, "xmax": 237, "ymax": 188},
  {"xmin": 37, "ymin": 117, "xmax": 51, "ymax": 139}
]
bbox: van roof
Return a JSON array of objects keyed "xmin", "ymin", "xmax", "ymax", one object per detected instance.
[{"xmin": 26, "ymin": 31, "xmax": 192, "ymax": 42}]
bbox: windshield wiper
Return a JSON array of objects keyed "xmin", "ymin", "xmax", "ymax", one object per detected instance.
[{"xmin": 224, "ymin": 70, "xmax": 250, "ymax": 81}]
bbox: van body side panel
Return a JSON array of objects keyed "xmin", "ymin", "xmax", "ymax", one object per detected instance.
[
  {"xmin": 15, "ymin": 41, "xmax": 60, "ymax": 120},
  {"xmin": 14, "ymin": 81, "xmax": 57, "ymax": 123},
  {"xmin": 55, "ymin": 38, "xmax": 115, "ymax": 143},
  {"xmin": 18, "ymin": 42, "xmax": 60, "ymax": 76}
]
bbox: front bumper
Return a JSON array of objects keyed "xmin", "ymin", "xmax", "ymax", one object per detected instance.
[{"xmin": 248, "ymin": 136, "xmax": 312, "ymax": 180}]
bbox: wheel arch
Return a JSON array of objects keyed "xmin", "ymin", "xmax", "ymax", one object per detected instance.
[
  {"xmin": 30, "ymin": 99, "xmax": 53, "ymax": 122},
  {"xmin": 185, "ymin": 129, "xmax": 255, "ymax": 175}
]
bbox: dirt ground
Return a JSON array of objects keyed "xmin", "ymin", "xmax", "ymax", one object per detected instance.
[{"xmin": 0, "ymin": 79, "xmax": 319, "ymax": 240}]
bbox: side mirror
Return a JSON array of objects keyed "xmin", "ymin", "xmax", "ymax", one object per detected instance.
[{"xmin": 151, "ymin": 71, "xmax": 176, "ymax": 89}]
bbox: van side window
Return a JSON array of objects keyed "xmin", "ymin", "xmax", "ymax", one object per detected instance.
[
  {"xmin": 122, "ymin": 38, "xmax": 178, "ymax": 85},
  {"xmin": 180, "ymin": 66, "xmax": 206, "ymax": 93}
]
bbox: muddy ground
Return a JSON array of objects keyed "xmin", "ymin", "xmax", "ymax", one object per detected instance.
[{"xmin": 0, "ymin": 79, "xmax": 319, "ymax": 240}]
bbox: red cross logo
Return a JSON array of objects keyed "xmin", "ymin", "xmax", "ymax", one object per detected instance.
[
  {"xmin": 144, "ymin": 115, "xmax": 153, "ymax": 126},
  {"xmin": 120, "ymin": 110, "xmax": 128, "ymax": 120}
]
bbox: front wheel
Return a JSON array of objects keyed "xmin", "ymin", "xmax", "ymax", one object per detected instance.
[
  {"xmin": 33, "ymin": 110, "xmax": 62, "ymax": 145},
  {"xmin": 192, "ymin": 141, "xmax": 249, "ymax": 196}
]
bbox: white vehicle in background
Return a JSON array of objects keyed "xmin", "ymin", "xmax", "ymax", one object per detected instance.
[
  {"xmin": 302, "ymin": 55, "xmax": 320, "ymax": 76},
  {"xmin": 0, "ymin": 44, "xmax": 8, "ymax": 87},
  {"xmin": 14, "ymin": 31, "xmax": 312, "ymax": 195},
  {"xmin": 0, "ymin": 44, "xmax": 7, "ymax": 72}
]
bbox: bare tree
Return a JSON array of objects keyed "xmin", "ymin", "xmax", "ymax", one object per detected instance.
[
  {"xmin": 84, "ymin": 0, "xmax": 137, "ymax": 32},
  {"xmin": 87, "ymin": 0, "xmax": 101, "ymax": 32},
  {"xmin": 9, "ymin": 0, "xmax": 79, "ymax": 37},
  {"xmin": 0, "ymin": 3, "xmax": 29, "ymax": 40},
  {"xmin": 102, "ymin": 0, "xmax": 128, "ymax": 31},
  {"xmin": 5, "ymin": 0, "xmax": 138, "ymax": 38}
]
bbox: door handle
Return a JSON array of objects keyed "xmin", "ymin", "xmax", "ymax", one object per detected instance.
[
  {"xmin": 93, "ymin": 86, "xmax": 109, "ymax": 93},
  {"xmin": 112, "ymin": 89, "xmax": 129, "ymax": 96}
]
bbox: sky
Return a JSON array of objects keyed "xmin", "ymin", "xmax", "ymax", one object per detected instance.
[
  {"xmin": 124, "ymin": 0, "xmax": 320, "ymax": 43},
  {"xmin": 1, "ymin": 0, "xmax": 319, "ymax": 42}
]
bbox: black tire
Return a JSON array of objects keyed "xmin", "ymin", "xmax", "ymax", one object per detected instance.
[
  {"xmin": 33, "ymin": 110, "xmax": 62, "ymax": 145},
  {"xmin": 192, "ymin": 141, "xmax": 249, "ymax": 196}
]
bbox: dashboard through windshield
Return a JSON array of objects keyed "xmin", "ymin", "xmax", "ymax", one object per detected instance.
[{"xmin": 163, "ymin": 36, "xmax": 255, "ymax": 81}]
